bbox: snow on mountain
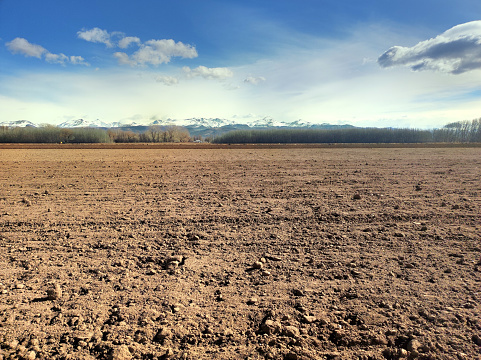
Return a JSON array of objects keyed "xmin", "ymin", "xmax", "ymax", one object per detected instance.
[
  {"xmin": 57, "ymin": 118, "xmax": 112, "ymax": 128},
  {"xmin": 2, "ymin": 117, "xmax": 351, "ymax": 130},
  {"xmin": 0, "ymin": 120, "xmax": 38, "ymax": 127},
  {"xmin": 280, "ymin": 119, "xmax": 314, "ymax": 127},
  {"xmin": 179, "ymin": 118, "xmax": 236, "ymax": 128}
]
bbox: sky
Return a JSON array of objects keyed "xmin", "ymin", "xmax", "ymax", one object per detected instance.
[{"xmin": 1, "ymin": 0, "xmax": 481, "ymax": 128}]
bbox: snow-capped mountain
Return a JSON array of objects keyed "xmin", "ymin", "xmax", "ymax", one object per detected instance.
[
  {"xmin": 0, "ymin": 120, "xmax": 38, "ymax": 127},
  {"xmin": 57, "ymin": 118, "xmax": 113, "ymax": 128},
  {"xmin": 181, "ymin": 118, "xmax": 236, "ymax": 128},
  {"xmin": 2, "ymin": 117, "xmax": 353, "ymax": 131}
]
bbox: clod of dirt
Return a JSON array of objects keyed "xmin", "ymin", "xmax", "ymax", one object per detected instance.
[
  {"xmin": 166, "ymin": 255, "xmax": 184, "ymax": 264},
  {"xmin": 46, "ymin": 283, "xmax": 62, "ymax": 300},
  {"xmin": 472, "ymin": 334, "xmax": 481, "ymax": 346},
  {"xmin": 259, "ymin": 319, "xmax": 281, "ymax": 335},
  {"xmin": 283, "ymin": 325, "xmax": 300, "ymax": 338},
  {"xmin": 24, "ymin": 350, "xmax": 37, "ymax": 360},
  {"xmin": 154, "ymin": 327, "xmax": 172, "ymax": 344},
  {"xmin": 109, "ymin": 344, "xmax": 132, "ymax": 360},
  {"xmin": 21, "ymin": 198, "xmax": 32, "ymax": 206},
  {"xmin": 292, "ymin": 289, "xmax": 305, "ymax": 297},
  {"xmin": 406, "ymin": 339, "xmax": 421, "ymax": 352}
]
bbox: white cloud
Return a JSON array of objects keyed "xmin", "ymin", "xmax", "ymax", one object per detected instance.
[
  {"xmin": 118, "ymin": 36, "xmax": 141, "ymax": 49},
  {"xmin": 113, "ymin": 52, "xmax": 135, "ymax": 66},
  {"xmin": 69, "ymin": 56, "xmax": 89, "ymax": 66},
  {"xmin": 6, "ymin": 37, "xmax": 47, "ymax": 58},
  {"xmin": 77, "ymin": 27, "xmax": 114, "ymax": 47},
  {"xmin": 244, "ymin": 76, "xmax": 266, "ymax": 85},
  {"xmin": 154, "ymin": 75, "xmax": 179, "ymax": 86},
  {"xmin": 183, "ymin": 66, "xmax": 233, "ymax": 80},
  {"xmin": 113, "ymin": 39, "xmax": 198, "ymax": 66},
  {"xmin": 44, "ymin": 53, "xmax": 69, "ymax": 64},
  {"xmin": 6, "ymin": 37, "xmax": 89, "ymax": 66},
  {"xmin": 127, "ymin": 39, "xmax": 198, "ymax": 66},
  {"xmin": 378, "ymin": 21, "xmax": 481, "ymax": 74},
  {"xmin": 77, "ymin": 28, "xmax": 198, "ymax": 67}
]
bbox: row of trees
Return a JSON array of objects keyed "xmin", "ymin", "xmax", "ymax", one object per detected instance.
[
  {"xmin": 0, "ymin": 126, "xmax": 111, "ymax": 143},
  {"xmin": 213, "ymin": 119, "xmax": 481, "ymax": 144},
  {"xmin": 431, "ymin": 119, "xmax": 481, "ymax": 143},
  {"xmin": 0, "ymin": 125, "xmax": 192, "ymax": 143},
  {"xmin": 213, "ymin": 128, "xmax": 432, "ymax": 144},
  {"xmin": 107, "ymin": 126, "xmax": 191, "ymax": 143}
]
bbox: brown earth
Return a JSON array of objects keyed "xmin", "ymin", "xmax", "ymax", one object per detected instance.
[{"xmin": 0, "ymin": 147, "xmax": 479, "ymax": 360}]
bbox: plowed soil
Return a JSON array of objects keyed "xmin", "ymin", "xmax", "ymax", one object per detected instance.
[{"xmin": 0, "ymin": 147, "xmax": 480, "ymax": 360}]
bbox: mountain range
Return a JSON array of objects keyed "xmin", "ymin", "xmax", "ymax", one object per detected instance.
[{"xmin": 0, "ymin": 117, "xmax": 355, "ymax": 138}]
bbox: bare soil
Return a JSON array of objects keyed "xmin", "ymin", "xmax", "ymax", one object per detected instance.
[{"xmin": 0, "ymin": 147, "xmax": 479, "ymax": 360}]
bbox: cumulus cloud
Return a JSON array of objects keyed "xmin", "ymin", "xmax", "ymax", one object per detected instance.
[
  {"xmin": 118, "ymin": 36, "xmax": 141, "ymax": 49},
  {"xmin": 77, "ymin": 27, "xmax": 114, "ymax": 47},
  {"xmin": 113, "ymin": 52, "xmax": 135, "ymax": 66},
  {"xmin": 116, "ymin": 39, "xmax": 198, "ymax": 66},
  {"xmin": 183, "ymin": 66, "xmax": 233, "ymax": 80},
  {"xmin": 6, "ymin": 37, "xmax": 89, "ymax": 66},
  {"xmin": 154, "ymin": 75, "xmax": 179, "ymax": 86},
  {"xmin": 77, "ymin": 28, "xmax": 199, "ymax": 67},
  {"xmin": 6, "ymin": 37, "xmax": 47, "ymax": 58},
  {"xmin": 378, "ymin": 21, "xmax": 481, "ymax": 74},
  {"xmin": 244, "ymin": 76, "xmax": 266, "ymax": 85}
]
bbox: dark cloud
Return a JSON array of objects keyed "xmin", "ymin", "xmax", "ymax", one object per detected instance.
[{"xmin": 378, "ymin": 21, "xmax": 481, "ymax": 74}]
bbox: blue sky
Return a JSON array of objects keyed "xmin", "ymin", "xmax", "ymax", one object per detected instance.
[{"xmin": 1, "ymin": 0, "xmax": 481, "ymax": 128}]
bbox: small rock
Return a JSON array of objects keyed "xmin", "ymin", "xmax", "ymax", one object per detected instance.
[
  {"xmin": 302, "ymin": 315, "xmax": 317, "ymax": 324},
  {"xmin": 46, "ymin": 283, "xmax": 62, "ymax": 300},
  {"xmin": 261, "ymin": 270, "xmax": 271, "ymax": 276},
  {"xmin": 15, "ymin": 283, "xmax": 25, "ymax": 290},
  {"xmin": 247, "ymin": 297, "xmax": 258, "ymax": 305},
  {"xmin": 352, "ymin": 193, "xmax": 362, "ymax": 200},
  {"xmin": 252, "ymin": 261, "xmax": 263, "ymax": 269},
  {"xmin": 407, "ymin": 339, "xmax": 422, "ymax": 352},
  {"xmin": 109, "ymin": 344, "xmax": 132, "ymax": 360}
]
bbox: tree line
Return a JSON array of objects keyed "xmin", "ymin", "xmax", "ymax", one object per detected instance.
[
  {"xmin": 0, "ymin": 125, "xmax": 191, "ymax": 143},
  {"xmin": 0, "ymin": 119, "xmax": 479, "ymax": 144},
  {"xmin": 107, "ymin": 126, "xmax": 190, "ymax": 143},
  {"xmin": 213, "ymin": 119, "xmax": 481, "ymax": 144},
  {"xmin": 0, "ymin": 126, "xmax": 111, "ymax": 143}
]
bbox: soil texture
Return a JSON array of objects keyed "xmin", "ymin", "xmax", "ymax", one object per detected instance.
[{"xmin": 0, "ymin": 147, "xmax": 480, "ymax": 360}]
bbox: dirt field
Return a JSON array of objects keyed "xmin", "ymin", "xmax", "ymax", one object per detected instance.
[{"xmin": 0, "ymin": 147, "xmax": 479, "ymax": 360}]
